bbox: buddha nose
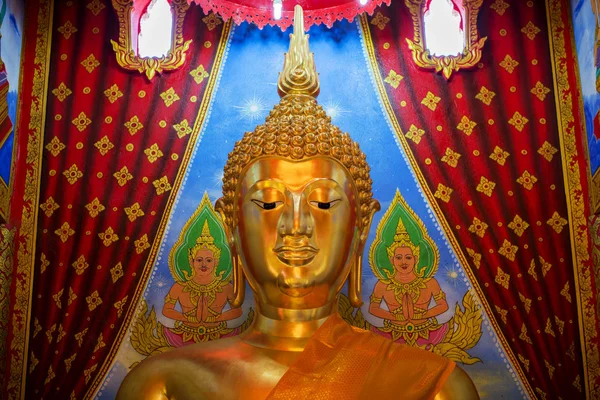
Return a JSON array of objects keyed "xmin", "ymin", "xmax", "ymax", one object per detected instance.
[{"xmin": 280, "ymin": 193, "xmax": 313, "ymax": 237}]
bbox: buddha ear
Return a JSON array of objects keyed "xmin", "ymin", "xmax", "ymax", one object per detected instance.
[
  {"xmin": 215, "ymin": 197, "xmax": 245, "ymax": 307},
  {"xmin": 348, "ymin": 199, "xmax": 381, "ymax": 308}
]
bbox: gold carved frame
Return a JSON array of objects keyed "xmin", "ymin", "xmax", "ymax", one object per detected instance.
[
  {"xmin": 405, "ymin": 0, "xmax": 486, "ymax": 80},
  {"xmin": 110, "ymin": 0, "xmax": 192, "ymax": 80}
]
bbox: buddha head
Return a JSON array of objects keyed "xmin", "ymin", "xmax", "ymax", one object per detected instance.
[
  {"xmin": 186, "ymin": 221, "xmax": 221, "ymax": 280},
  {"xmin": 215, "ymin": 6, "xmax": 380, "ymax": 312},
  {"xmin": 386, "ymin": 218, "xmax": 420, "ymax": 279}
]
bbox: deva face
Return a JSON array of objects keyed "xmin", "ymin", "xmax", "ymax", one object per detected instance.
[
  {"xmin": 234, "ymin": 157, "xmax": 360, "ymax": 310},
  {"xmin": 191, "ymin": 249, "xmax": 216, "ymax": 277},
  {"xmin": 390, "ymin": 246, "xmax": 416, "ymax": 277}
]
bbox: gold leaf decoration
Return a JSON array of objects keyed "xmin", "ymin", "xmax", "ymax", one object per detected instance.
[
  {"xmin": 495, "ymin": 266, "xmax": 510, "ymax": 289},
  {"xmin": 57, "ymin": 324, "xmax": 66, "ymax": 343},
  {"xmin": 40, "ymin": 197, "xmax": 60, "ymax": 217},
  {"xmin": 384, "ymin": 69, "xmax": 403, "ymax": 89},
  {"xmin": 508, "ymin": 111, "xmax": 529, "ymax": 132},
  {"xmin": 468, "ymin": 217, "xmax": 488, "ymax": 238},
  {"xmin": 499, "ymin": 54, "xmax": 519, "ymax": 73},
  {"xmin": 63, "ymin": 164, "xmax": 83, "ymax": 185},
  {"xmin": 560, "ymin": 281, "xmax": 572, "ymax": 303},
  {"xmin": 29, "ymin": 352, "xmax": 39, "ymax": 374},
  {"xmin": 490, "ymin": 0, "xmax": 509, "ymax": 16},
  {"xmin": 405, "ymin": 124, "xmax": 425, "ymax": 144},
  {"xmin": 202, "ymin": 12, "xmax": 222, "ymax": 31},
  {"xmin": 86, "ymin": 290, "xmax": 103, "ymax": 311},
  {"xmin": 540, "ymin": 256, "xmax": 552, "ymax": 277},
  {"xmin": 489, "ymin": 146, "xmax": 509, "ymax": 166},
  {"xmin": 52, "ymin": 289, "xmax": 64, "ymax": 309},
  {"xmin": 113, "ymin": 166, "xmax": 133, "ymax": 187},
  {"xmin": 85, "ymin": 198, "xmax": 105, "ymax": 218},
  {"xmin": 190, "ymin": 64, "xmax": 209, "ymax": 84},
  {"xmin": 114, "ymin": 295, "xmax": 128, "ymax": 318},
  {"xmin": 83, "ymin": 364, "xmax": 98, "ymax": 384},
  {"xmin": 495, "ymin": 305, "xmax": 508, "ymax": 323},
  {"xmin": 555, "ymin": 316, "xmax": 565, "ymax": 334},
  {"xmin": 370, "ymin": 12, "xmax": 390, "ymax": 30},
  {"xmin": 40, "ymin": 254, "xmax": 50, "ymax": 274},
  {"xmin": 46, "ymin": 324, "xmax": 56, "ymax": 344},
  {"xmin": 104, "ymin": 84, "xmax": 123, "ymax": 104},
  {"xmin": 434, "ymin": 183, "xmax": 453, "ymax": 203},
  {"xmin": 538, "ymin": 141, "xmax": 558, "ymax": 162},
  {"xmin": 519, "ymin": 292, "xmax": 531, "ymax": 313},
  {"xmin": 516, "ymin": 170, "xmax": 537, "ymax": 190},
  {"xmin": 518, "ymin": 354, "xmax": 530, "ymax": 372},
  {"xmin": 456, "ymin": 115, "xmax": 477, "ymax": 136},
  {"xmin": 45, "ymin": 136, "xmax": 66, "ymax": 157},
  {"xmin": 544, "ymin": 360, "xmax": 555, "ymax": 379},
  {"xmin": 441, "ymin": 147, "xmax": 461, "ymax": 168},
  {"xmin": 72, "ymin": 112, "xmax": 92, "ymax": 132},
  {"xmin": 160, "ymin": 87, "xmax": 180, "ymax": 107},
  {"xmin": 173, "ymin": 119, "xmax": 192, "ymax": 139},
  {"xmin": 508, "ymin": 215, "xmax": 529, "ymax": 237},
  {"xmin": 144, "ymin": 143, "xmax": 164, "ymax": 163},
  {"xmin": 475, "ymin": 86, "xmax": 495, "ymax": 105},
  {"xmin": 55, "ymin": 222, "xmax": 75, "ymax": 243},
  {"xmin": 87, "ymin": 0, "xmax": 105, "ymax": 15},
  {"xmin": 421, "ymin": 91, "xmax": 441, "ymax": 111},
  {"xmin": 531, "ymin": 81, "xmax": 550, "ymax": 101},
  {"xmin": 153, "ymin": 176, "xmax": 172, "ymax": 195},
  {"xmin": 521, "ymin": 21, "xmax": 541, "ymax": 40},
  {"xmin": 528, "ymin": 259, "xmax": 538, "ymax": 281},
  {"xmin": 93, "ymin": 333, "xmax": 106, "ymax": 353},
  {"xmin": 81, "ymin": 54, "xmax": 100, "ymax": 73},
  {"xmin": 94, "ymin": 135, "xmax": 114, "ymax": 156},
  {"xmin": 98, "ymin": 227, "xmax": 119, "ymax": 247},
  {"xmin": 110, "ymin": 262, "xmax": 124, "ymax": 283},
  {"xmin": 45, "ymin": 365, "xmax": 55, "ymax": 385},
  {"xmin": 52, "ymin": 82, "xmax": 72, "ymax": 102},
  {"xmin": 68, "ymin": 287, "xmax": 77, "ymax": 306},
  {"xmin": 476, "ymin": 176, "xmax": 496, "ymax": 197},
  {"xmin": 466, "ymin": 248, "xmax": 481, "ymax": 269},
  {"xmin": 547, "ymin": 211, "xmax": 568, "ymax": 234},
  {"xmin": 57, "ymin": 21, "xmax": 77, "ymax": 39},
  {"xmin": 519, "ymin": 323, "xmax": 532, "ymax": 344},
  {"xmin": 544, "ymin": 318, "xmax": 555, "ymax": 337},
  {"xmin": 75, "ymin": 328, "xmax": 88, "ymax": 347},
  {"xmin": 72, "ymin": 255, "xmax": 89, "ymax": 276},
  {"xmin": 64, "ymin": 353, "xmax": 76, "ymax": 373},
  {"xmin": 135, "ymin": 234, "xmax": 151, "ymax": 254},
  {"xmin": 124, "ymin": 115, "xmax": 144, "ymax": 135},
  {"xmin": 124, "ymin": 202, "xmax": 144, "ymax": 222},
  {"xmin": 498, "ymin": 239, "xmax": 518, "ymax": 261}
]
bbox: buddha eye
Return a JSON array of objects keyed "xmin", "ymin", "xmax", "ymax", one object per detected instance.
[
  {"xmin": 251, "ymin": 199, "xmax": 282, "ymax": 210},
  {"xmin": 309, "ymin": 199, "xmax": 341, "ymax": 210}
]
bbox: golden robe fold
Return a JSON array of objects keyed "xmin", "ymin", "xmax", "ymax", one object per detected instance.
[{"xmin": 267, "ymin": 313, "xmax": 455, "ymax": 400}]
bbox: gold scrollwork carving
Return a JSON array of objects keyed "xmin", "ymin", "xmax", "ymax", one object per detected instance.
[
  {"xmin": 405, "ymin": 0, "xmax": 487, "ymax": 80},
  {"xmin": 110, "ymin": 0, "xmax": 192, "ymax": 80}
]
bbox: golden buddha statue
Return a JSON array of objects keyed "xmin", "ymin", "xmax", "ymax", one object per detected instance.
[{"xmin": 117, "ymin": 6, "xmax": 479, "ymax": 399}]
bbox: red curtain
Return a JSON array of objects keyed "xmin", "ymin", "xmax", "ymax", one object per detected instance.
[
  {"xmin": 363, "ymin": 0, "xmax": 595, "ymax": 398},
  {"xmin": 6, "ymin": 0, "xmax": 230, "ymax": 398}
]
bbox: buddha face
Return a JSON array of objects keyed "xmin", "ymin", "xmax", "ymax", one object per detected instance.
[
  {"xmin": 191, "ymin": 249, "xmax": 216, "ymax": 278},
  {"xmin": 391, "ymin": 246, "xmax": 417, "ymax": 278},
  {"xmin": 233, "ymin": 156, "xmax": 361, "ymax": 310}
]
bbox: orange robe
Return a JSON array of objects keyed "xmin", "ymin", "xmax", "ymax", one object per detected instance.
[{"xmin": 267, "ymin": 313, "xmax": 455, "ymax": 400}]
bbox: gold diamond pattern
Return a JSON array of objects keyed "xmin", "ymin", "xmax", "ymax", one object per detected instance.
[
  {"xmin": 545, "ymin": 318, "xmax": 556, "ymax": 337},
  {"xmin": 475, "ymin": 86, "xmax": 495, "ymax": 105},
  {"xmin": 498, "ymin": 239, "xmax": 518, "ymax": 261},
  {"xmin": 135, "ymin": 234, "xmax": 151, "ymax": 254},
  {"xmin": 202, "ymin": 13, "xmax": 222, "ymax": 31},
  {"xmin": 476, "ymin": 176, "xmax": 496, "ymax": 197},
  {"xmin": 124, "ymin": 202, "xmax": 145, "ymax": 222},
  {"xmin": 490, "ymin": 0, "xmax": 509, "ymax": 15},
  {"xmin": 545, "ymin": 360, "xmax": 555, "ymax": 379},
  {"xmin": 160, "ymin": 87, "xmax": 180, "ymax": 107},
  {"xmin": 40, "ymin": 197, "xmax": 60, "ymax": 217},
  {"xmin": 495, "ymin": 266, "xmax": 510, "ymax": 289},
  {"xmin": 57, "ymin": 21, "xmax": 77, "ymax": 39},
  {"xmin": 153, "ymin": 176, "xmax": 172, "ymax": 195},
  {"xmin": 441, "ymin": 147, "xmax": 461, "ymax": 168},
  {"xmin": 86, "ymin": 291, "xmax": 102, "ymax": 311},
  {"xmin": 518, "ymin": 354, "xmax": 530, "ymax": 372},
  {"xmin": 519, "ymin": 292, "xmax": 531, "ymax": 313},
  {"xmin": 63, "ymin": 164, "xmax": 83, "ymax": 185},
  {"xmin": 94, "ymin": 333, "xmax": 106, "ymax": 353},
  {"xmin": 40, "ymin": 254, "xmax": 50, "ymax": 273},
  {"xmin": 52, "ymin": 288, "xmax": 63, "ymax": 309},
  {"xmin": 113, "ymin": 166, "xmax": 133, "ymax": 187},
  {"xmin": 173, "ymin": 119, "xmax": 193, "ymax": 139},
  {"xmin": 531, "ymin": 81, "xmax": 550, "ymax": 101},
  {"xmin": 94, "ymin": 135, "xmax": 114, "ymax": 156},
  {"xmin": 405, "ymin": 124, "xmax": 425, "ymax": 144},
  {"xmin": 370, "ymin": 12, "xmax": 390, "ymax": 30},
  {"xmin": 495, "ymin": 305, "xmax": 508, "ymax": 324},
  {"xmin": 384, "ymin": 70, "xmax": 403, "ymax": 89},
  {"xmin": 540, "ymin": 256, "xmax": 552, "ymax": 276},
  {"xmin": 72, "ymin": 112, "xmax": 92, "ymax": 132},
  {"xmin": 499, "ymin": 54, "xmax": 519, "ymax": 73},
  {"xmin": 114, "ymin": 295, "xmax": 128, "ymax": 318},
  {"xmin": 538, "ymin": 141, "xmax": 558, "ymax": 162},
  {"xmin": 421, "ymin": 91, "xmax": 441, "ymax": 111},
  {"xmin": 528, "ymin": 259, "xmax": 538, "ymax": 281},
  {"xmin": 45, "ymin": 137, "xmax": 66, "ymax": 157},
  {"xmin": 508, "ymin": 215, "xmax": 529, "ymax": 237},
  {"xmin": 87, "ymin": 0, "xmax": 105, "ymax": 15},
  {"xmin": 468, "ymin": 217, "xmax": 488, "ymax": 238},
  {"xmin": 547, "ymin": 212, "xmax": 568, "ymax": 234},
  {"xmin": 560, "ymin": 282, "xmax": 572, "ymax": 303},
  {"xmin": 190, "ymin": 64, "xmax": 209, "ymax": 84},
  {"xmin": 144, "ymin": 143, "xmax": 164, "ymax": 163},
  {"xmin": 434, "ymin": 183, "xmax": 453, "ymax": 203},
  {"xmin": 72, "ymin": 255, "xmax": 89, "ymax": 275},
  {"xmin": 81, "ymin": 54, "xmax": 100, "ymax": 73},
  {"xmin": 521, "ymin": 21, "xmax": 541, "ymax": 40},
  {"xmin": 75, "ymin": 328, "xmax": 88, "ymax": 347},
  {"xmin": 98, "ymin": 227, "xmax": 119, "ymax": 247},
  {"xmin": 110, "ymin": 262, "xmax": 124, "ymax": 283},
  {"xmin": 55, "ymin": 222, "xmax": 75, "ymax": 243},
  {"xmin": 104, "ymin": 84, "xmax": 123, "ymax": 104},
  {"xmin": 519, "ymin": 323, "xmax": 532, "ymax": 344},
  {"xmin": 85, "ymin": 198, "xmax": 105, "ymax": 218},
  {"xmin": 124, "ymin": 115, "xmax": 144, "ymax": 135},
  {"xmin": 52, "ymin": 82, "xmax": 72, "ymax": 102},
  {"xmin": 466, "ymin": 248, "xmax": 481, "ymax": 269},
  {"xmin": 489, "ymin": 146, "xmax": 510, "ymax": 166},
  {"xmin": 508, "ymin": 111, "xmax": 529, "ymax": 132},
  {"xmin": 516, "ymin": 170, "xmax": 537, "ymax": 190},
  {"xmin": 456, "ymin": 115, "xmax": 477, "ymax": 136}
]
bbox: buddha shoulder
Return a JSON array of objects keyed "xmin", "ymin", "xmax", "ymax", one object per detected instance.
[
  {"xmin": 116, "ymin": 337, "xmax": 246, "ymax": 400},
  {"xmin": 435, "ymin": 365, "xmax": 479, "ymax": 400}
]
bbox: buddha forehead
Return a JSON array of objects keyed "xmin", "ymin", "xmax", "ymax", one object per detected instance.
[{"xmin": 237, "ymin": 156, "xmax": 355, "ymax": 195}]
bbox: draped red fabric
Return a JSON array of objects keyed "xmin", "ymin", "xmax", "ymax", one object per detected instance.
[
  {"xmin": 15, "ymin": 1, "xmax": 228, "ymax": 398},
  {"xmin": 363, "ymin": 0, "xmax": 594, "ymax": 398}
]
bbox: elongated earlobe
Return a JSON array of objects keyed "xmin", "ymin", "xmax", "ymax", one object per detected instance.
[
  {"xmin": 231, "ymin": 253, "xmax": 245, "ymax": 307},
  {"xmin": 348, "ymin": 253, "xmax": 363, "ymax": 307}
]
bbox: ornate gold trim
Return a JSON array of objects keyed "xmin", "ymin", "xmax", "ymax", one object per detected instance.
[
  {"xmin": 404, "ymin": 0, "xmax": 487, "ymax": 80},
  {"xmin": 85, "ymin": 19, "xmax": 233, "ymax": 399},
  {"xmin": 359, "ymin": 14, "xmax": 535, "ymax": 398},
  {"xmin": 110, "ymin": 0, "xmax": 192, "ymax": 80},
  {"xmin": 546, "ymin": 0, "xmax": 600, "ymax": 397},
  {"xmin": 0, "ymin": 225, "xmax": 15, "ymax": 396}
]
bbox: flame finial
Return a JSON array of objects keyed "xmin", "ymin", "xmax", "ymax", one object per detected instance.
[{"xmin": 277, "ymin": 5, "xmax": 320, "ymax": 98}]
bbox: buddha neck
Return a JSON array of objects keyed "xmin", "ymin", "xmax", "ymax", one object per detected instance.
[{"xmin": 240, "ymin": 299, "xmax": 337, "ymax": 352}]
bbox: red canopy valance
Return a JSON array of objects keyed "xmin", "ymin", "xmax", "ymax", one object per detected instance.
[{"xmin": 188, "ymin": 0, "xmax": 391, "ymax": 29}]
